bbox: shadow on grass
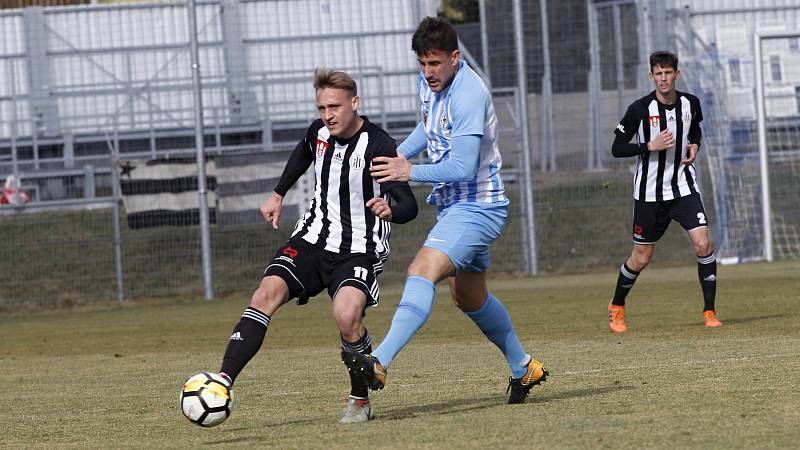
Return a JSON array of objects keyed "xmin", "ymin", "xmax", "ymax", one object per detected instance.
[
  {"xmin": 203, "ymin": 385, "xmax": 634, "ymax": 443},
  {"xmin": 379, "ymin": 384, "xmax": 634, "ymax": 420},
  {"xmin": 714, "ymin": 314, "xmax": 793, "ymax": 325},
  {"xmin": 674, "ymin": 313, "xmax": 793, "ymax": 328},
  {"xmin": 204, "ymin": 429, "xmax": 267, "ymax": 446},
  {"xmin": 204, "ymin": 419, "xmax": 322, "ymax": 445},
  {"xmin": 381, "ymin": 395, "xmax": 502, "ymax": 420},
  {"xmin": 536, "ymin": 384, "xmax": 634, "ymax": 404}
]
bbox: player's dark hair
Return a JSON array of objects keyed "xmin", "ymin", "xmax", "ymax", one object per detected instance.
[
  {"xmin": 411, "ymin": 16, "xmax": 459, "ymax": 55},
  {"xmin": 649, "ymin": 50, "xmax": 678, "ymax": 71},
  {"xmin": 313, "ymin": 68, "xmax": 357, "ymax": 97}
]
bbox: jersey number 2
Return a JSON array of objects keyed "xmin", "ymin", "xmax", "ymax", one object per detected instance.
[{"xmin": 697, "ymin": 212, "xmax": 707, "ymax": 225}]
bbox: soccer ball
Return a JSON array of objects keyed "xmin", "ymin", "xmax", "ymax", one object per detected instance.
[{"xmin": 180, "ymin": 372, "xmax": 232, "ymax": 427}]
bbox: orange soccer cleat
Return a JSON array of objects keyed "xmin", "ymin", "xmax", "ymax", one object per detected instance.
[
  {"xmin": 608, "ymin": 303, "xmax": 628, "ymax": 333},
  {"xmin": 703, "ymin": 310, "xmax": 723, "ymax": 327},
  {"xmin": 507, "ymin": 358, "xmax": 549, "ymax": 404}
]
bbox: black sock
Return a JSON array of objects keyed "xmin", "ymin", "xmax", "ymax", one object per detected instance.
[
  {"xmin": 220, "ymin": 307, "xmax": 271, "ymax": 383},
  {"xmin": 341, "ymin": 330, "xmax": 372, "ymax": 399},
  {"xmin": 697, "ymin": 252, "xmax": 717, "ymax": 311},
  {"xmin": 612, "ymin": 263, "xmax": 640, "ymax": 306}
]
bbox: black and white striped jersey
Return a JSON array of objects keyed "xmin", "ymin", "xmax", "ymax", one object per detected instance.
[
  {"xmin": 280, "ymin": 117, "xmax": 404, "ymax": 256},
  {"xmin": 614, "ymin": 91, "xmax": 703, "ymax": 202}
]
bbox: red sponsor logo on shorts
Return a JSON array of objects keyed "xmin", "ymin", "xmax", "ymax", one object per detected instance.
[
  {"xmin": 634, "ymin": 224, "xmax": 644, "ymax": 239},
  {"xmin": 283, "ymin": 246, "xmax": 298, "ymax": 258}
]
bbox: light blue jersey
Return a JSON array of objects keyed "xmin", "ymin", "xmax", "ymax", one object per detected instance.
[
  {"xmin": 416, "ymin": 60, "xmax": 506, "ymax": 208},
  {"xmin": 369, "ymin": 47, "xmax": 532, "ymax": 381}
]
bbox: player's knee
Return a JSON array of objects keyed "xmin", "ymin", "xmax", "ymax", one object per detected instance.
[
  {"xmin": 449, "ymin": 287, "xmax": 469, "ymax": 310},
  {"xmin": 249, "ymin": 277, "xmax": 287, "ymax": 314},
  {"xmin": 335, "ymin": 315, "xmax": 361, "ymax": 339},
  {"xmin": 450, "ymin": 293, "xmax": 464, "ymax": 310},
  {"xmin": 451, "ymin": 291, "xmax": 486, "ymax": 312},
  {"xmin": 630, "ymin": 250, "xmax": 652, "ymax": 270},
  {"xmin": 694, "ymin": 240, "xmax": 712, "ymax": 256},
  {"xmin": 406, "ymin": 261, "xmax": 424, "ymax": 278},
  {"xmin": 333, "ymin": 304, "xmax": 361, "ymax": 333}
]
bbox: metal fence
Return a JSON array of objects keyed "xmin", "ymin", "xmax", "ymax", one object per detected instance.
[
  {"xmin": 667, "ymin": 0, "xmax": 800, "ymax": 263},
  {"xmin": 2, "ymin": 0, "xmax": 800, "ymax": 310},
  {"xmin": 475, "ymin": 0, "xmax": 800, "ymax": 270}
]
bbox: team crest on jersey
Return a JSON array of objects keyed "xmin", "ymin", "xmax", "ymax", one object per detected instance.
[
  {"xmin": 440, "ymin": 111, "xmax": 448, "ymax": 129},
  {"xmin": 682, "ymin": 112, "xmax": 690, "ymax": 122},
  {"xmin": 649, "ymin": 115, "xmax": 660, "ymax": 128},
  {"xmin": 350, "ymin": 155, "xmax": 365, "ymax": 170},
  {"xmin": 315, "ymin": 139, "xmax": 329, "ymax": 158}
]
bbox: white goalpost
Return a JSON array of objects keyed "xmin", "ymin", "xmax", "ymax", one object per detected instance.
[
  {"xmin": 753, "ymin": 30, "xmax": 800, "ymax": 263},
  {"xmin": 683, "ymin": 27, "xmax": 800, "ymax": 265},
  {"xmin": 754, "ymin": 30, "xmax": 800, "ymax": 262}
]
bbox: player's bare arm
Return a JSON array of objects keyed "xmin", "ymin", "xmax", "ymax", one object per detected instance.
[
  {"xmin": 370, "ymin": 154, "xmax": 412, "ymax": 183},
  {"xmin": 366, "ymin": 197, "xmax": 392, "ymax": 221},
  {"xmin": 682, "ymin": 143, "xmax": 699, "ymax": 165},
  {"xmin": 647, "ymin": 129, "xmax": 674, "ymax": 151},
  {"xmin": 260, "ymin": 192, "xmax": 283, "ymax": 229}
]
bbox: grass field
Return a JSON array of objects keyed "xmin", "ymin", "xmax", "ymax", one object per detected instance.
[{"xmin": 2, "ymin": 260, "xmax": 800, "ymax": 449}]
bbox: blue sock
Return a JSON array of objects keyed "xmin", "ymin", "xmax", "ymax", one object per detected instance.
[
  {"xmin": 465, "ymin": 293, "xmax": 529, "ymax": 378},
  {"xmin": 374, "ymin": 276, "xmax": 436, "ymax": 368}
]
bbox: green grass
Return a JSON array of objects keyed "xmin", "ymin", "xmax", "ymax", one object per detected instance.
[{"xmin": 2, "ymin": 260, "xmax": 799, "ymax": 449}]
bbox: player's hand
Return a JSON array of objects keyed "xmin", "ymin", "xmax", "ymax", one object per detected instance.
[
  {"xmin": 366, "ymin": 197, "xmax": 393, "ymax": 221},
  {"xmin": 648, "ymin": 129, "xmax": 674, "ymax": 151},
  {"xmin": 260, "ymin": 192, "xmax": 283, "ymax": 229},
  {"xmin": 682, "ymin": 143, "xmax": 699, "ymax": 165},
  {"xmin": 370, "ymin": 154, "xmax": 412, "ymax": 183}
]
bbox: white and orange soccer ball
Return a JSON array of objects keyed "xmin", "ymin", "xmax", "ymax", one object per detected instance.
[{"xmin": 180, "ymin": 372, "xmax": 232, "ymax": 427}]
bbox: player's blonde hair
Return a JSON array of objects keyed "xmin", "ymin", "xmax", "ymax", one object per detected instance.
[{"xmin": 313, "ymin": 68, "xmax": 357, "ymax": 97}]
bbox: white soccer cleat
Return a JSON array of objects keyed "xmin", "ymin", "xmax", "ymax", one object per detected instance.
[{"xmin": 339, "ymin": 396, "xmax": 375, "ymax": 424}]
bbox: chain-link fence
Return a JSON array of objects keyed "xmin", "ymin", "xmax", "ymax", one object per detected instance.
[
  {"xmin": 2, "ymin": 0, "xmax": 800, "ymax": 310},
  {"xmin": 468, "ymin": 0, "xmax": 693, "ymax": 276},
  {"xmin": 666, "ymin": 0, "xmax": 800, "ymax": 264},
  {"xmin": 0, "ymin": 0, "xmax": 520, "ymax": 310},
  {"xmin": 469, "ymin": 0, "xmax": 800, "ymax": 271}
]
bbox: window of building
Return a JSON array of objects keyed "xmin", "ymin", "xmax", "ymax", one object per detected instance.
[
  {"xmin": 789, "ymin": 37, "xmax": 799, "ymax": 53},
  {"xmin": 728, "ymin": 58, "xmax": 741, "ymax": 83},
  {"xmin": 796, "ymin": 86, "xmax": 800, "ymax": 114},
  {"xmin": 770, "ymin": 55, "xmax": 782, "ymax": 82}
]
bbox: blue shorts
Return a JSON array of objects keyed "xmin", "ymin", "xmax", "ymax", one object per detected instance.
[{"xmin": 424, "ymin": 200, "xmax": 509, "ymax": 273}]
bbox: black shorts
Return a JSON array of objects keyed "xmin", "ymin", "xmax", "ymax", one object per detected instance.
[
  {"xmin": 632, "ymin": 192, "xmax": 709, "ymax": 244},
  {"xmin": 263, "ymin": 237, "xmax": 382, "ymax": 307}
]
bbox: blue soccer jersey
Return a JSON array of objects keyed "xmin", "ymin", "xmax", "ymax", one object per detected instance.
[{"xmin": 414, "ymin": 60, "xmax": 506, "ymax": 208}]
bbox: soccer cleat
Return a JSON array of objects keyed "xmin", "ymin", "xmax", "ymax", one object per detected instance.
[
  {"xmin": 608, "ymin": 303, "xmax": 628, "ymax": 333},
  {"xmin": 342, "ymin": 349, "xmax": 386, "ymax": 390},
  {"xmin": 339, "ymin": 396, "xmax": 375, "ymax": 424},
  {"xmin": 506, "ymin": 358, "xmax": 549, "ymax": 404},
  {"xmin": 703, "ymin": 310, "xmax": 723, "ymax": 327}
]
